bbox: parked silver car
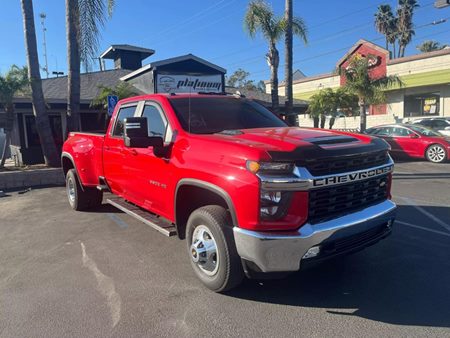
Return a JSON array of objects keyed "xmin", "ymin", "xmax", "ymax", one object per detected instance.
[{"xmin": 410, "ymin": 118, "xmax": 450, "ymax": 136}]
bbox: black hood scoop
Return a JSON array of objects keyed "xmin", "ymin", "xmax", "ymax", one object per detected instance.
[{"xmin": 303, "ymin": 135, "xmax": 359, "ymax": 146}]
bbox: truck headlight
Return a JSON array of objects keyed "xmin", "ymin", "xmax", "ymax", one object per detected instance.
[
  {"xmin": 247, "ymin": 161, "xmax": 294, "ymax": 175},
  {"xmin": 260, "ymin": 190, "xmax": 292, "ymax": 220}
]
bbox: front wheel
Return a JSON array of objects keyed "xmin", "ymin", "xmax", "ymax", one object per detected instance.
[
  {"xmin": 425, "ymin": 144, "xmax": 447, "ymax": 163},
  {"xmin": 186, "ymin": 205, "xmax": 244, "ymax": 292}
]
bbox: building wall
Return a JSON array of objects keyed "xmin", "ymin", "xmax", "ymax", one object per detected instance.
[
  {"xmin": 387, "ymin": 53, "xmax": 450, "ymax": 77},
  {"xmin": 292, "ymin": 75, "xmax": 340, "ymax": 100},
  {"xmin": 280, "ymin": 42, "xmax": 450, "ymax": 128},
  {"xmin": 297, "ymin": 113, "xmax": 398, "ymax": 129}
]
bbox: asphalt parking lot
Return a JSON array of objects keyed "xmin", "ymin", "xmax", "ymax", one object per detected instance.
[{"xmin": 1, "ymin": 160, "xmax": 449, "ymax": 337}]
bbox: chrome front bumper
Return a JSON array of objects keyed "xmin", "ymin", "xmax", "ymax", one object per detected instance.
[{"xmin": 233, "ymin": 200, "xmax": 396, "ymax": 272}]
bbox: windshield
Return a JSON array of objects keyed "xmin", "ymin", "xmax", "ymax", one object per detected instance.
[
  {"xmin": 408, "ymin": 125, "xmax": 442, "ymax": 137},
  {"xmin": 168, "ymin": 97, "xmax": 287, "ymax": 134}
]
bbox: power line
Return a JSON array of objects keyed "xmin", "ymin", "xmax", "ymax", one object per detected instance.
[
  {"xmin": 145, "ymin": 0, "xmax": 238, "ymax": 46},
  {"xmin": 213, "ymin": 0, "xmax": 436, "ymax": 67},
  {"xmin": 150, "ymin": 5, "xmax": 242, "ymax": 48},
  {"xmin": 243, "ymin": 27, "xmax": 450, "ymax": 78},
  {"xmin": 222, "ymin": 14, "xmax": 449, "ymax": 73}
]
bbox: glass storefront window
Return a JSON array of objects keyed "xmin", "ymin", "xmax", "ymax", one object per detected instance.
[{"xmin": 404, "ymin": 92, "xmax": 440, "ymax": 117}]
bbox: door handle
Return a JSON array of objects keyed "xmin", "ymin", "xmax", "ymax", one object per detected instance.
[{"xmin": 121, "ymin": 148, "xmax": 138, "ymax": 155}]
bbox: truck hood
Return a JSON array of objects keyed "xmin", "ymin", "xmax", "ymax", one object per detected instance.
[{"xmin": 199, "ymin": 127, "xmax": 389, "ymax": 161}]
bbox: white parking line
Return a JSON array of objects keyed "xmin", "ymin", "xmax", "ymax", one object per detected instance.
[
  {"xmin": 396, "ymin": 196, "xmax": 450, "ymax": 233},
  {"xmin": 396, "ymin": 220, "xmax": 450, "ymax": 238}
]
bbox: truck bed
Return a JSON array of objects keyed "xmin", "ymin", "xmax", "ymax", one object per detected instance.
[{"xmin": 64, "ymin": 132, "xmax": 105, "ymax": 187}]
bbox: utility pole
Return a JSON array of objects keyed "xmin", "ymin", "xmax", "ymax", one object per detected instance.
[
  {"xmin": 284, "ymin": 0, "xmax": 295, "ymax": 126},
  {"xmin": 39, "ymin": 12, "xmax": 49, "ymax": 78}
]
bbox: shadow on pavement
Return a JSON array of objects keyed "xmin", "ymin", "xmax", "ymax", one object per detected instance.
[
  {"xmin": 227, "ymin": 204, "xmax": 450, "ymax": 328},
  {"xmin": 84, "ymin": 203, "xmax": 123, "ymax": 213}
]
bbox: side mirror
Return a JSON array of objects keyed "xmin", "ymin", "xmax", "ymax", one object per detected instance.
[
  {"xmin": 124, "ymin": 117, "xmax": 164, "ymax": 148},
  {"xmin": 410, "ymin": 133, "xmax": 419, "ymax": 139},
  {"xmin": 445, "ymin": 126, "xmax": 450, "ymax": 130}
]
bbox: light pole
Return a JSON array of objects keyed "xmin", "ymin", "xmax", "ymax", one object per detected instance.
[{"xmin": 39, "ymin": 12, "xmax": 49, "ymax": 78}]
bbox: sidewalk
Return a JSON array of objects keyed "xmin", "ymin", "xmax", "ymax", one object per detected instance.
[{"xmin": 0, "ymin": 159, "xmax": 64, "ymax": 190}]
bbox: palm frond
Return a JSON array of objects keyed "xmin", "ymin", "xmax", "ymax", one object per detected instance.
[
  {"xmin": 291, "ymin": 17, "xmax": 308, "ymax": 44},
  {"xmin": 78, "ymin": 0, "xmax": 114, "ymax": 71}
]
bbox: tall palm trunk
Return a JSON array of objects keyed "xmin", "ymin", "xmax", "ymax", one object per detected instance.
[
  {"xmin": 21, "ymin": 0, "xmax": 59, "ymax": 167},
  {"xmin": 359, "ymin": 98, "xmax": 366, "ymax": 132},
  {"xmin": 392, "ymin": 42, "xmax": 396, "ymax": 59},
  {"xmin": 268, "ymin": 42, "xmax": 279, "ymax": 115},
  {"xmin": 398, "ymin": 43, "xmax": 405, "ymax": 58},
  {"xmin": 284, "ymin": 0, "xmax": 294, "ymax": 125},
  {"xmin": 66, "ymin": 0, "xmax": 81, "ymax": 132}
]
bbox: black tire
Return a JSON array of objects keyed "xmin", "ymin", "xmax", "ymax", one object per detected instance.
[
  {"xmin": 66, "ymin": 169, "xmax": 103, "ymax": 211},
  {"xmin": 186, "ymin": 205, "xmax": 244, "ymax": 292},
  {"xmin": 425, "ymin": 144, "xmax": 447, "ymax": 163}
]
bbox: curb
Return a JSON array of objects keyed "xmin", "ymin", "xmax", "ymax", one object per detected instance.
[{"xmin": 0, "ymin": 168, "xmax": 65, "ymax": 190}]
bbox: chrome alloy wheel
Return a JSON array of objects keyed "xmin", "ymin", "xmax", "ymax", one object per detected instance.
[
  {"xmin": 427, "ymin": 145, "xmax": 446, "ymax": 163},
  {"xmin": 190, "ymin": 225, "xmax": 220, "ymax": 276},
  {"xmin": 67, "ymin": 177, "xmax": 76, "ymax": 203}
]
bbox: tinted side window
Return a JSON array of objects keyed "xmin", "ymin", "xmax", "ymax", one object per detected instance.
[
  {"xmin": 391, "ymin": 127, "xmax": 412, "ymax": 136},
  {"xmin": 433, "ymin": 120, "xmax": 448, "ymax": 128},
  {"xmin": 142, "ymin": 105, "xmax": 167, "ymax": 137},
  {"xmin": 113, "ymin": 106, "xmax": 136, "ymax": 137},
  {"xmin": 418, "ymin": 120, "xmax": 432, "ymax": 126},
  {"xmin": 379, "ymin": 127, "xmax": 394, "ymax": 136}
]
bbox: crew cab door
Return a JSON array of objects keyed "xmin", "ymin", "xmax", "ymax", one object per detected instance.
[
  {"xmin": 103, "ymin": 102, "xmax": 141, "ymax": 196},
  {"xmin": 125, "ymin": 101, "xmax": 173, "ymax": 219}
]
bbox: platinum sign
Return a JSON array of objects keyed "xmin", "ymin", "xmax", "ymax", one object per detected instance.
[{"xmin": 157, "ymin": 74, "xmax": 222, "ymax": 93}]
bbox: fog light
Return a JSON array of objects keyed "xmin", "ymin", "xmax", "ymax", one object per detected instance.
[{"xmin": 302, "ymin": 246, "xmax": 321, "ymax": 259}]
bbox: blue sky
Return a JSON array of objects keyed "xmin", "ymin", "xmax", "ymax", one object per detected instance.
[{"xmin": 1, "ymin": 0, "xmax": 449, "ymax": 82}]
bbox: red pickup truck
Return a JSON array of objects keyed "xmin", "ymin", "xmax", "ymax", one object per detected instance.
[{"xmin": 62, "ymin": 93, "xmax": 396, "ymax": 292}]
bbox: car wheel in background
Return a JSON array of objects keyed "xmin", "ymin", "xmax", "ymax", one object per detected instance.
[{"xmin": 425, "ymin": 144, "xmax": 447, "ymax": 163}]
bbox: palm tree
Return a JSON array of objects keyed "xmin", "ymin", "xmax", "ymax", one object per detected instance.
[
  {"xmin": 375, "ymin": 5, "xmax": 394, "ymax": 51},
  {"xmin": 307, "ymin": 88, "xmax": 357, "ymax": 129},
  {"xmin": 284, "ymin": 0, "xmax": 307, "ymax": 126},
  {"xmin": 340, "ymin": 55, "xmax": 402, "ymax": 132},
  {"xmin": 387, "ymin": 16, "xmax": 398, "ymax": 58},
  {"xmin": 66, "ymin": 0, "xmax": 114, "ymax": 132},
  {"xmin": 0, "ymin": 66, "xmax": 29, "ymax": 167},
  {"xmin": 20, "ymin": 0, "xmax": 59, "ymax": 167},
  {"xmin": 417, "ymin": 40, "xmax": 447, "ymax": 53},
  {"xmin": 91, "ymin": 82, "xmax": 139, "ymax": 109},
  {"xmin": 245, "ymin": 0, "xmax": 306, "ymax": 116},
  {"xmin": 375, "ymin": 5, "xmax": 395, "ymax": 54},
  {"xmin": 397, "ymin": 0, "xmax": 419, "ymax": 58}
]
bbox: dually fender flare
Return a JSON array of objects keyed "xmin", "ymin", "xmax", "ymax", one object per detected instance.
[
  {"xmin": 61, "ymin": 151, "xmax": 84, "ymax": 191},
  {"xmin": 174, "ymin": 178, "xmax": 238, "ymax": 227}
]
